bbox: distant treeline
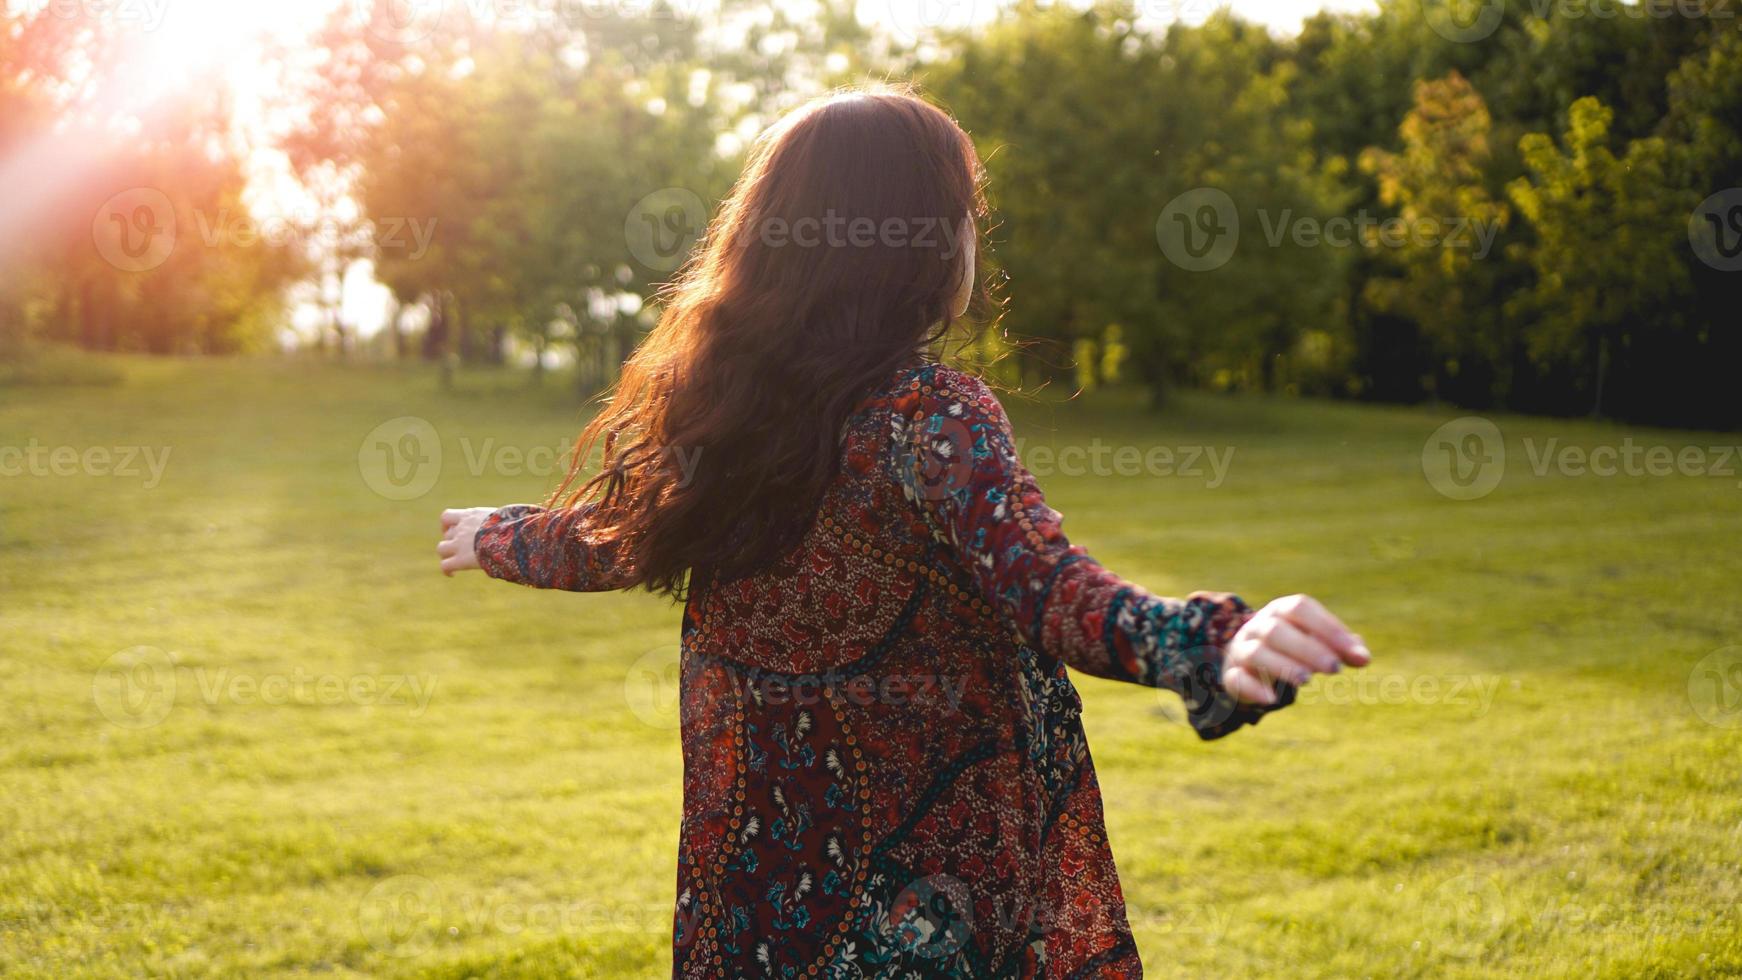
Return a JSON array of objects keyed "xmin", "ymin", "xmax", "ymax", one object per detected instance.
[{"xmin": 3, "ymin": 0, "xmax": 1738, "ymax": 427}]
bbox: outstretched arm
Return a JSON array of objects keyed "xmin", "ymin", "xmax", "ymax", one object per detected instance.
[
  {"xmin": 438, "ymin": 504, "xmax": 634, "ymax": 592},
  {"xmin": 892, "ymin": 367, "xmax": 1369, "ymax": 738}
]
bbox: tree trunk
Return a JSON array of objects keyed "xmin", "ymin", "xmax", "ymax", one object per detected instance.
[
  {"xmin": 331, "ymin": 306, "xmax": 348, "ymax": 361},
  {"xmin": 457, "ymin": 302, "xmax": 476, "ymax": 363},
  {"xmin": 1590, "ymin": 332, "xmax": 1609, "ymax": 419},
  {"xmin": 387, "ymin": 296, "xmax": 405, "ymax": 360},
  {"xmin": 80, "ymin": 278, "xmax": 114, "ymax": 351},
  {"xmin": 422, "ymin": 293, "xmax": 445, "ymax": 361},
  {"xmin": 613, "ymin": 316, "xmax": 639, "ymax": 378},
  {"xmin": 440, "ymin": 293, "xmax": 459, "ymax": 391},
  {"xmin": 1147, "ymin": 370, "xmax": 1169, "ymax": 410}
]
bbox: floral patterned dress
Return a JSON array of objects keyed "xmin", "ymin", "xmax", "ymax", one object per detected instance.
[{"xmin": 475, "ymin": 363, "xmax": 1290, "ymax": 978}]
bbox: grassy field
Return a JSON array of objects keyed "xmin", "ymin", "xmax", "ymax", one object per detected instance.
[{"xmin": 1, "ymin": 356, "xmax": 1738, "ymax": 978}]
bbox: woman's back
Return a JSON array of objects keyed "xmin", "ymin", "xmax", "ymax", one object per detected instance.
[
  {"xmin": 471, "ymin": 362, "xmax": 1282, "ymax": 976},
  {"xmin": 439, "ymin": 87, "xmax": 1368, "ymax": 978}
]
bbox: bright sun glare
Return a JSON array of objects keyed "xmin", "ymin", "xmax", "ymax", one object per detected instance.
[
  {"xmin": 122, "ymin": 0, "xmax": 329, "ymax": 98},
  {"xmin": 4, "ymin": 0, "xmax": 1378, "ymax": 341}
]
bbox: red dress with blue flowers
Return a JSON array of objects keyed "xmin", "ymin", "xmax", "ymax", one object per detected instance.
[{"xmin": 475, "ymin": 364, "xmax": 1289, "ymax": 977}]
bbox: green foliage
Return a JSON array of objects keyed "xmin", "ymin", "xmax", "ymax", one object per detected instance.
[
  {"xmin": 1507, "ymin": 97, "xmax": 1692, "ymax": 415},
  {"xmin": 4, "ymin": 1, "xmax": 1740, "ymax": 424},
  {"xmin": 293, "ymin": 5, "xmax": 732, "ymax": 382},
  {"xmin": 932, "ymin": 5, "xmax": 1347, "ymax": 399},
  {"xmin": 0, "ymin": 10, "xmax": 301, "ymax": 356},
  {"xmin": 928, "ymin": 3, "xmax": 1165, "ymax": 379},
  {"xmin": 1360, "ymin": 72, "xmax": 1512, "ymax": 400},
  {"xmin": 929, "ymin": 3, "xmax": 1739, "ymax": 425}
]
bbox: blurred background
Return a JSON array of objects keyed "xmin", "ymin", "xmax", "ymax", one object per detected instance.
[
  {"xmin": 3, "ymin": 0, "xmax": 1738, "ymax": 420},
  {"xmin": 2, "ymin": 0, "xmax": 1739, "ymax": 977}
]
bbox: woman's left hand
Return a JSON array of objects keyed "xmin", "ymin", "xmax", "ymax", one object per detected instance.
[{"xmin": 437, "ymin": 507, "xmax": 495, "ymax": 576}]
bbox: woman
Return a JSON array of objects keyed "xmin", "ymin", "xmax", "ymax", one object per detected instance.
[{"xmin": 437, "ymin": 88, "xmax": 1370, "ymax": 978}]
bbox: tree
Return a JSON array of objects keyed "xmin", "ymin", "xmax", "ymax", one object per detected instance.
[
  {"xmin": 932, "ymin": 4, "xmax": 1345, "ymax": 400},
  {"xmin": 1507, "ymin": 97, "xmax": 1692, "ymax": 417},
  {"xmin": 1359, "ymin": 72, "xmax": 1511, "ymax": 403}
]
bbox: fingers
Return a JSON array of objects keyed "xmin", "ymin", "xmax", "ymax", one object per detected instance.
[
  {"xmin": 439, "ymin": 548, "xmax": 478, "ymax": 576},
  {"xmin": 1263, "ymin": 619, "xmax": 1341, "ymax": 674},
  {"xmin": 1222, "ymin": 665, "xmax": 1276, "ymax": 706},
  {"xmin": 438, "ymin": 509, "xmax": 485, "ymax": 576},
  {"xmin": 1273, "ymin": 594, "xmax": 1371, "ymax": 666},
  {"xmin": 440, "ymin": 507, "xmax": 492, "ymax": 530},
  {"xmin": 1225, "ymin": 595, "xmax": 1374, "ymax": 706},
  {"xmin": 1343, "ymin": 634, "xmax": 1372, "ymax": 667},
  {"xmin": 1240, "ymin": 648, "xmax": 1311, "ymax": 688}
]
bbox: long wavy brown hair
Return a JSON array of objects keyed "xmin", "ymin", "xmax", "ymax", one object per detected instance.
[{"xmin": 550, "ymin": 87, "xmax": 990, "ymax": 598}]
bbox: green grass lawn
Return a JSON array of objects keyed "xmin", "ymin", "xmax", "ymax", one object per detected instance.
[{"xmin": 2, "ymin": 357, "xmax": 1738, "ymax": 978}]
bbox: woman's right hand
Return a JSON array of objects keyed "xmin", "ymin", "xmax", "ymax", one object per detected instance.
[
  {"xmin": 1223, "ymin": 594, "xmax": 1371, "ymax": 704},
  {"xmin": 437, "ymin": 507, "xmax": 496, "ymax": 576}
]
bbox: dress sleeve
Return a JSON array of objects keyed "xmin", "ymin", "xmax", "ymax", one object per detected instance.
[
  {"xmin": 472, "ymin": 503, "xmax": 634, "ymax": 592},
  {"xmin": 890, "ymin": 367, "xmax": 1292, "ymax": 739}
]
